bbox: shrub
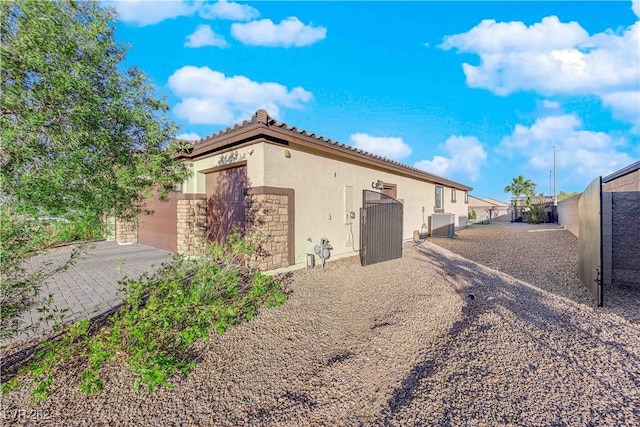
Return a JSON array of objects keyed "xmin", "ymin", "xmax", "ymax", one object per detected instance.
[
  {"xmin": 5, "ymin": 233, "xmax": 286, "ymax": 401},
  {"xmin": 48, "ymin": 216, "xmax": 104, "ymax": 244}
]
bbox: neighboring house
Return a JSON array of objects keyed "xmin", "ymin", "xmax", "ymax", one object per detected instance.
[
  {"xmin": 468, "ymin": 196, "xmax": 510, "ymax": 222},
  {"xmin": 117, "ymin": 110, "xmax": 472, "ymax": 270},
  {"xmin": 481, "ymin": 197, "xmax": 511, "ymax": 222}
]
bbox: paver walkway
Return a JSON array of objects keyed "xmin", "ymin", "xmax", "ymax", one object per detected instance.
[{"xmin": 3, "ymin": 241, "xmax": 173, "ymax": 345}]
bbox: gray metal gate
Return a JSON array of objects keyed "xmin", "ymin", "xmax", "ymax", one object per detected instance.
[
  {"xmin": 578, "ymin": 177, "xmax": 603, "ymax": 306},
  {"xmin": 360, "ymin": 190, "xmax": 403, "ymax": 266}
]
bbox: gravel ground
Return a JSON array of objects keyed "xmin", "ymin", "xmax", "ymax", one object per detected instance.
[
  {"xmin": 427, "ymin": 221, "xmax": 640, "ymax": 325},
  {"xmin": 2, "ymin": 227, "xmax": 639, "ymax": 426}
]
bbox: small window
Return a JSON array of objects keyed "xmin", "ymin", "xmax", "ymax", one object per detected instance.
[
  {"xmin": 435, "ymin": 186, "xmax": 443, "ymax": 210},
  {"xmin": 451, "ymin": 189, "xmax": 457, "ymax": 203},
  {"xmin": 464, "ymin": 191, "xmax": 469, "ymax": 204}
]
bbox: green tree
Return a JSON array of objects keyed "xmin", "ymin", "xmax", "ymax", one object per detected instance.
[
  {"xmin": 504, "ymin": 175, "xmax": 536, "ymax": 208},
  {"xmin": 0, "ymin": 0, "xmax": 189, "ymax": 338},
  {"xmin": 504, "ymin": 176, "xmax": 536, "ymax": 222}
]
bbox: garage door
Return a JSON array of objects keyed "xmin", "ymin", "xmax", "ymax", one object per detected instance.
[
  {"xmin": 138, "ymin": 192, "xmax": 178, "ymax": 252},
  {"xmin": 206, "ymin": 165, "xmax": 247, "ymax": 244}
]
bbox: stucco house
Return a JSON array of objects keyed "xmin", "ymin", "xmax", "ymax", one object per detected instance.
[
  {"xmin": 117, "ymin": 110, "xmax": 472, "ymax": 270},
  {"xmin": 481, "ymin": 198, "xmax": 510, "ymax": 221},
  {"xmin": 468, "ymin": 196, "xmax": 510, "ymax": 222}
]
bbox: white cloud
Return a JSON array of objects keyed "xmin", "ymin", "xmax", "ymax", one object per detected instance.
[
  {"xmin": 110, "ymin": 0, "xmax": 259, "ymax": 26},
  {"xmin": 231, "ymin": 17, "xmax": 327, "ymax": 47},
  {"xmin": 349, "ymin": 133, "xmax": 412, "ymax": 161},
  {"xmin": 168, "ymin": 66, "xmax": 313, "ymax": 125},
  {"xmin": 199, "ymin": 0, "xmax": 259, "ymax": 21},
  {"xmin": 500, "ymin": 115, "xmax": 634, "ymax": 177},
  {"xmin": 633, "ymin": 0, "xmax": 640, "ymax": 18},
  {"xmin": 441, "ymin": 16, "xmax": 589, "ymax": 55},
  {"xmin": 112, "ymin": 2, "xmax": 326, "ymax": 49},
  {"xmin": 110, "ymin": 0, "xmax": 197, "ymax": 26},
  {"xmin": 185, "ymin": 25, "xmax": 228, "ymax": 48},
  {"xmin": 415, "ymin": 136, "xmax": 487, "ymax": 181},
  {"xmin": 440, "ymin": 16, "xmax": 640, "ymax": 126},
  {"xmin": 600, "ymin": 90, "xmax": 640, "ymax": 124},
  {"xmin": 542, "ymin": 100, "xmax": 560, "ymax": 109},
  {"xmin": 176, "ymin": 132, "xmax": 202, "ymax": 141}
]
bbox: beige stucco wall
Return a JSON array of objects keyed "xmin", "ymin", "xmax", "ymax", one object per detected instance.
[
  {"xmin": 470, "ymin": 206, "xmax": 492, "ymax": 221},
  {"xmin": 492, "ymin": 207, "xmax": 511, "ymax": 222},
  {"xmin": 261, "ymin": 142, "xmax": 469, "ymax": 265},
  {"xmin": 558, "ymin": 193, "xmax": 580, "ymax": 237},
  {"xmin": 182, "ymin": 143, "xmax": 266, "ymax": 193}
]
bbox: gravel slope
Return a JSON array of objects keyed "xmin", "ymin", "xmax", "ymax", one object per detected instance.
[{"xmin": 2, "ymin": 229, "xmax": 639, "ymax": 426}]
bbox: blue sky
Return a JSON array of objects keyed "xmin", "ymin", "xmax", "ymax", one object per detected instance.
[{"xmin": 107, "ymin": 0, "xmax": 639, "ymax": 202}]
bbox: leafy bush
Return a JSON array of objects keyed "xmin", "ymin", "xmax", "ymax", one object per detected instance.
[
  {"xmin": 525, "ymin": 203, "xmax": 546, "ymax": 224},
  {"xmin": 525, "ymin": 194, "xmax": 547, "ymax": 224},
  {"xmin": 48, "ymin": 216, "xmax": 105, "ymax": 244},
  {"xmin": 0, "ymin": 209, "xmax": 85, "ymax": 339},
  {"xmin": 6, "ymin": 233, "xmax": 286, "ymax": 401}
]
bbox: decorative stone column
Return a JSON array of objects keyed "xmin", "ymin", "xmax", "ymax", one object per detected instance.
[
  {"xmin": 246, "ymin": 187, "xmax": 294, "ymax": 271},
  {"xmin": 176, "ymin": 194, "xmax": 207, "ymax": 256},
  {"xmin": 115, "ymin": 219, "xmax": 137, "ymax": 244}
]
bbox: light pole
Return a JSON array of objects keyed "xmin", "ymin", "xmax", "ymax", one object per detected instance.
[
  {"xmin": 549, "ymin": 170, "xmax": 552, "ymax": 199},
  {"xmin": 553, "ymin": 145, "xmax": 557, "ymax": 223},
  {"xmin": 553, "ymin": 145, "xmax": 557, "ymax": 206}
]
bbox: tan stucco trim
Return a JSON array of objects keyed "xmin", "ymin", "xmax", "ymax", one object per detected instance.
[{"xmin": 246, "ymin": 186, "xmax": 295, "ymax": 266}]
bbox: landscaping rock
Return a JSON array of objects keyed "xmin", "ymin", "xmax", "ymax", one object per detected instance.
[{"xmin": 1, "ymin": 224, "xmax": 638, "ymax": 426}]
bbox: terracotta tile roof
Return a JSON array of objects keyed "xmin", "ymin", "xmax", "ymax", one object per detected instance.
[
  {"xmin": 181, "ymin": 109, "xmax": 472, "ymax": 191},
  {"xmin": 176, "ymin": 115, "xmax": 258, "ymax": 145}
]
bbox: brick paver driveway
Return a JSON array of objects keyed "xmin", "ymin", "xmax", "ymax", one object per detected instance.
[{"xmin": 4, "ymin": 241, "xmax": 173, "ymax": 345}]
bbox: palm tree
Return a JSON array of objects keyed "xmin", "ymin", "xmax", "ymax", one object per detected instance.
[{"xmin": 504, "ymin": 176, "xmax": 536, "ymax": 220}]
